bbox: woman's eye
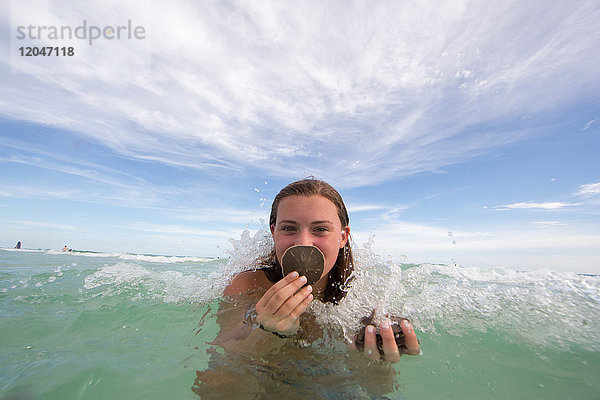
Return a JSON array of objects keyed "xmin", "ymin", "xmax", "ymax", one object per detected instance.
[
  {"xmin": 314, "ymin": 227, "xmax": 329, "ymax": 233},
  {"xmin": 281, "ymin": 226, "xmax": 296, "ymax": 232}
]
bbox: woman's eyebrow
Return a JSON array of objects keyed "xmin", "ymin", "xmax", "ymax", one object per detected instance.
[
  {"xmin": 277, "ymin": 220, "xmax": 334, "ymax": 225},
  {"xmin": 277, "ymin": 220, "xmax": 298, "ymax": 225}
]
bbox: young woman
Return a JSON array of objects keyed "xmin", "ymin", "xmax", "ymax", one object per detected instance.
[{"xmin": 217, "ymin": 178, "xmax": 420, "ymax": 362}]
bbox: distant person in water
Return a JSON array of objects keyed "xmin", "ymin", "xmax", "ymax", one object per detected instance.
[
  {"xmin": 15, "ymin": 241, "xmax": 21, "ymax": 249},
  {"xmin": 217, "ymin": 178, "xmax": 420, "ymax": 361},
  {"xmin": 62, "ymin": 245, "xmax": 69, "ymax": 252}
]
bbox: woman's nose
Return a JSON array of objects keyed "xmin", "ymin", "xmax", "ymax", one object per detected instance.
[{"xmin": 296, "ymin": 230, "xmax": 312, "ymax": 246}]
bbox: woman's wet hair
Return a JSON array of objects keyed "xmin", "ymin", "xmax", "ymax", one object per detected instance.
[{"xmin": 258, "ymin": 178, "xmax": 354, "ymax": 304}]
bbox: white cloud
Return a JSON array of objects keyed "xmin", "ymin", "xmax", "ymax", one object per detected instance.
[
  {"xmin": 0, "ymin": 149, "xmax": 237, "ymax": 211},
  {"xmin": 123, "ymin": 222, "xmax": 240, "ymax": 238},
  {"xmin": 352, "ymin": 220, "xmax": 492, "ymax": 246},
  {"xmin": 347, "ymin": 204, "xmax": 387, "ymax": 213},
  {"xmin": 581, "ymin": 119, "xmax": 596, "ymax": 131},
  {"xmin": 2, "ymin": 1, "xmax": 599, "ymax": 187},
  {"xmin": 494, "ymin": 202, "xmax": 582, "ymax": 210},
  {"xmin": 1, "ymin": 153, "xmax": 146, "ymax": 189},
  {"xmin": 382, "ymin": 206, "xmax": 411, "ymax": 220},
  {"xmin": 172, "ymin": 208, "xmax": 270, "ymax": 225},
  {"xmin": 17, "ymin": 220, "xmax": 83, "ymax": 232},
  {"xmin": 450, "ymin": 232, "xmax": 600, "ymax": 251},
  {"xmin": 0, "ymin": 185, "xmax": 80, "ymax": 200},
  {"xmin": 352, "ymin": 220, "xmax": 600, "ymax": 272},
  {"xmin": 576, "ymin": 182, "xmax": 600, "ymax": 198}
]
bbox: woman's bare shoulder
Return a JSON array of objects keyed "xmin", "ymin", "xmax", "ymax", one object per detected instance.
[{"xmin": 223, "ymin": 269, "xmax": 273, "ymax": 296}]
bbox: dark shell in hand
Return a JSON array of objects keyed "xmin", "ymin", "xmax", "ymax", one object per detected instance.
[
  {"xmin": 281, "ymin": 245, "xmax": 325, "ymax": 286},
  {"xmin": 354, "ymin": 309, "xmax": 408, "ymax": 356}
]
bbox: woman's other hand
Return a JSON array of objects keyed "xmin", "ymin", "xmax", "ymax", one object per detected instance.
[{"xmin": 363, "ymin": 319, "xmax": 420, "ymax": 362}]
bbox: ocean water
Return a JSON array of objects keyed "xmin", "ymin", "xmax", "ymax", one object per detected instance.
[{"xmin": 1, "ymin": 233, "xmax": 599, "ymax": 399}]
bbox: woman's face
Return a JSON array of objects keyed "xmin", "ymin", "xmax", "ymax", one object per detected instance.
[{"xmin": 271, "ymin": 195, "xmax": 350, "ymax": 279}]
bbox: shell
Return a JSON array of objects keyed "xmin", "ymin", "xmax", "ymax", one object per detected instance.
[
  {"xmin": 281, "ymin": 245, "xmax": 325, "ymax": 286},
  {"xmin": 353, "ymin": 309, "xmax": 408, "ymax": 355}
]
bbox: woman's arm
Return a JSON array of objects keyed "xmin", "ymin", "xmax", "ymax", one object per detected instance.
[
  {"xmin": 211, "ymin": 270, "xmax": 313, "ymax": 352},
  {"xmin": 209, "ymin": 270, "xmax": 269, "ymax": 352}
]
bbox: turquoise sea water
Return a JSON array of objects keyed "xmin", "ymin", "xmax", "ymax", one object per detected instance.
[{"xmin": 1, "ymin": 239, "xmax": 599, "ymax": 399}]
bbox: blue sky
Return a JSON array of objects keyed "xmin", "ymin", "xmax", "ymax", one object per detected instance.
[{"xmin": 1, "ymin": 0, "xmax": 599, "ymax": 273}]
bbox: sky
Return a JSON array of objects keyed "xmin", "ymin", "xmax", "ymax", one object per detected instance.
[{"xmin": 1, "ymin": 0, "xmax": 599, "ymax": 273}]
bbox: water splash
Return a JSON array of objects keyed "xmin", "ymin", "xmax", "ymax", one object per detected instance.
[
  {"xmin": 224, "ymin": 228, "xmax": 273, "ymax": 277},
  {"xmin": 397, "ymin": 264, "xmax": 600, "ymax": 351},
  {"xmin": 288, "ymin": 235, "xmax": 600, "ymax": 351},
  {"xmin": 83, "ymin": 261, "xmax": 225, "ymax": 303},
  {"xmin": 52, "ymin": 230, "xmax": 600, "ymax": 351}
]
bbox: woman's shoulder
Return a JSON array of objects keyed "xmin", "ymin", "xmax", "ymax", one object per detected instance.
[{"xmin": 223, "ymin": 269, "xmax": 273, "ymax": 296}]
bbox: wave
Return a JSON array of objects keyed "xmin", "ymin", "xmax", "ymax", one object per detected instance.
[
  {"xmin": 83, "ymin": 261, "xmax": 226, "ymax": 303},
  {"xmin": 0, "ymin": 248, "xmax": 46, "ymax": 253},
  {"xmin": 2, "ymin": 247, "xmax": 214, "ymax": 263},
  {"xmin": 43, "ymin": 249, "xmax": 215, "ymax": 263},
  {"xmin": 79, "ymin": 259, "xmax": 600, "ymax": 351},
  {"xmin": 5, "ymin": 231, "xmax": 599, "ymax": 351},
  {"xmin": 334, "ymin": 261, "xmax": 600, "ymax": 351}
]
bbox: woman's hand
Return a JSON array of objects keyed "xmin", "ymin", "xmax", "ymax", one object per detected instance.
[
  {"xmin": 254, "ymin": 272, "xmax": 314, "ymax": 336},
  {"xmin": 363, "ymin": 319, "xmax": 420, "ymax": 363}
]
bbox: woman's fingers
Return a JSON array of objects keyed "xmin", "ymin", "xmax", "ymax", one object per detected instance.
[
  {"xmin": 274, "ymin": 284, "xmax": 313, "ymax": 317},
  {"xmin": 266, "ymin": 291, "xmax": 313, "ymax": 334},
  {"xmin": 363, "ymin": 325, "xmax": 381, "ymax": 361},
  {"xmin": 263, "ymin": 274, "xmax": 308, "ymax": 313},
  {"xmin": 254, "ymin": 272, "xmax": 313, "ymax": 334},
  {"xmin": 401, "ymin": 320, "xmax": 421, "ymax": 355},
  {"xmin": 358, "ymin": 316, "xmax": 420, "ymax": 362},
  {"xmin": 380, "ymin": 319, "xmax": 401, "ymax": 363},
  {"xmin": 256, "ymin": 272, "xmax": 301, "ymax": 312},
  {"xmin": 288, "ymin": 291, "xmax": 313, "ymax": 320}
]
